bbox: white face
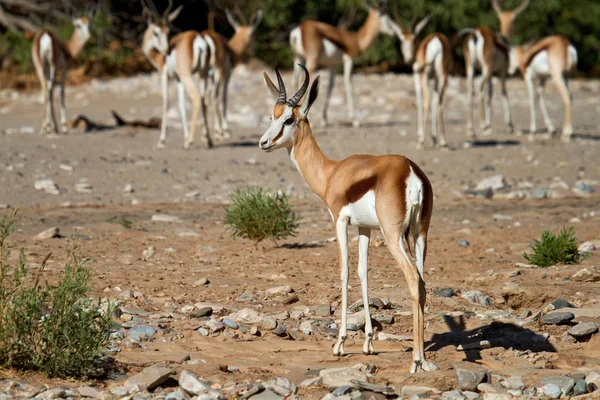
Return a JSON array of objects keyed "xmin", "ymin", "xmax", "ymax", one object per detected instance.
[
  {"xmin": 148, "ymin": 23, "xmax": 169, "ymax": 55},
  {"xmin": 259, "ymin": 106, "xmax": 298, "ymax": 152},
  {"xmin": 378, "ymin": 14, "xmax": 395, "ymax": 36},
  {"xmin": 73, "ymin": 18, "xmax": 91, "ymax": 42},
  {"xmin": 508, "ymin": 48, "xmax": 519, "ymax": 75},
  {"xmin": 401, "ymin": 38, "xmax": 415, "ymax": 64}
]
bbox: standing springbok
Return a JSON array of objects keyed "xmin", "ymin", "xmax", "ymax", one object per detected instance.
[
  {"xmin": 141, "ymin": 0, "xmax": 212, "ymax": 149},
  {"xmin": 200, "ymin": 9, "xmax": 263, "ymax": 140},
  {"xmin": 508, "ymin": 36, "xmax": 577, "ymax": 140},
  {"xmin": 387, "ymin": 15, "xmax": 452, "ymax": 149},
  {"xmin": 32, "ymin": 6, "xmax": 95, "ymax": 134},
  {"xmin": 289, "ymin": 0, "xmax": 394, "ymax": 127},
  {"xmin": 259, "ymin": 65, "xmax": 438, "ymax": 373},
  {"xmin": 461, "ymin": 0, "xmax": 529, "ymax": 138}
]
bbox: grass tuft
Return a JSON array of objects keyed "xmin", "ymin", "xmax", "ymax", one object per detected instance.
[{"xmin": 523, "ymin": 227, "xmax": 588, "ymax": 267}]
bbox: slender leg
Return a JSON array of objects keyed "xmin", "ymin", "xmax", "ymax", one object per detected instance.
[
  {"xmin": 342, "ymin": 54, "xmax": 359, "ymax": 128},
  {"xmin": 466, "ymin": 64, "xmax": 475, "ymax": 138},
  {"xmin": 537, "ymin": 79, "xmax": 556, "ymax": 134},
  {"xmin": 555, "ymin": 74, "xmax": 573, "ymax": 140},
  {"xmin": 421, "ymin": 72, "xmax": 430, "ymax": 147},
  {"xmin": 414, "ymin": 70, "xmax": 425, "ymax": 149},
  {"xmin": 333, "ymin": 217, "xmax": 350, "ymax": 356},
  {"xmin": 212, "ymin": 70, "xmax": 225, "ymax": 139},
  {"xmin": 198, "ymin": 76, "xmax": 210, "ymax": 143},
  {"xmin": 59, "ymin": 69, "xmax": 68, "ymax": 133},
  {"xmin": 32, "ymin": 49, "xmax": 48, "ymax": 134},
  {"xmin": 177, "ymin": 81, "xmax": 190, "ymax": 141},
  {"xmin": 220, "ymin": 72, "xmax": 231, "ymax": 139},
  {"xmin": 47, "ymin": 62, "xmax": 58, "ymax": 134},
  {"xmin": 525, "ymin": 74, "xmax": 537, "ymax": 137},
  {"xmin": 437, "ymin": 75, "xmax": 448, "ymax": 148},
  {"xmin": 321, "ymin": 70, "xmax": 336, "ymax": 128},
  {"xmin": 182, "ymin": 75, "xmax": 211, "ymax": 150},
  {"xmin": 431, "ymin": 79, "xmax": 439, "ymax": 147},
  {"xmin": 357, "ymin": 227, "xmax": 374, "ymax": 355},
  {"xmin": 158, "ymin": 71, "xmax": 169, "ymax": 148},
  {"xmin": 480, "ymin": 71, "xmax": 493, "ymax": 136},
  {"xmin": 500, "ymin": 74, "xmax": 513, "ymax": 134}
]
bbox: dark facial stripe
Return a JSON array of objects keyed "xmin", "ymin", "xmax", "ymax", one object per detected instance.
[{"xmin": 272, "ymin": 126, "xmax": 284, "ymax": 143}]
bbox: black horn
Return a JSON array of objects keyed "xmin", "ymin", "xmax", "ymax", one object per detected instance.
[
  {"xmin": 287, "ymin": 64, "xmax": 309, "ymax": 108},
  {"xmin": 275, "ymin": 68, "xmax": 287, "ymax": 105}
]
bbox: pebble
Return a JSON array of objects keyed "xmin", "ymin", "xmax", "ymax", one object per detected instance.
[
  {"xmin": 230, "ymin": 308, "xmax": 277, "ymax": 330},
  {"xmin": 578, "ymin": 241, "xmax": 595, "ymax": 254},
  {"xmin": 223, "ymin": 318, "xmax": 239, "ymax": 329},
  {"xmin": 178, "ymin": 370, "xmax": 211, "ymax": 395},
  {"xmin": 236, "ymin": 293, "xmax": 254, "ymax": 302},
  {"xmin": 262, "ymin": 377, "xmax": 297, "ymax": 397},
  {"xmin": 193, "ymin": 277, "xmax": 210, "ymax": 286},
  {"xmin": 124, "ymin": 364, "xmax": 172, "ymax": 391},
  {"xmin": 119, "ymin": 290, "xmax": 134, "ymax": 299},
  {"xmin": 123, "ymin": 183, "xmax": 134, "ymax": 193},
  {"xmin": 461, "ymin": 290, "xmax": 491, "ymax": 306},
  {"xmin": 74, "ymin": 182, "xmax": 92, "ymax": 193},
  {"xmin": 191, "ymin": 307, "xmax": 213, "ymax": 318},
  {"xmin": 572, "ymin": 379, "xmax": 588, "ymax": 396},
  {"xmin": 453, "ymin": 361, "xmax": 491, "ymax": 391},
  {"xmin": 567, "ymin": 322, "xmax": 598, "ymax": 339},
  {"xmin": 299, "ymin": 320, "xmax": 315, "ymax": 335},
  {"xmin": 434, "ymin": 288, "xmax": 455, "ymax": 298},
  {"xmin": 543, "ymin": 384, "xmax": 562, "ymax": 399},
  {"xmin": 541, "ymin": 311, "xmax": 575, "ymax": 325},
  {"xmin": 127, "ymin": 325, "xmax": 157, "ymax": 341},
  {"xmin": 310, "ymin": 304, "xmax": 332, "ymax": 317},
  {"xmin": 476, "ymin": 175, "xmax": 507, "ymax": 191},
  {"xmin": 34, "ymin": 227, "xmax": 60, "ymax": 240},
  {"xmin": 572, "ymin": 268, "xmax": 600, "ymax": 282},
  {"xmin": 197, "ymin": 328, "xmax": 209, "ymax": 336},
  {"xmin": 332, "ymin": 386, "xmax": 352, "ymax": 396},
  {"xmin": 540, "ymin": 376, "xmax": 575, "ymax": 397},
  {"xmin": 34, "ymin": 179, "xmax": 60, "ymax": 195},
  {"xmin": 548, "ymin": 298, "xmax": 575, "ymax": 310},
  {"xmin": 77, "ymin": 386, "xmax": 103, "ymax": 399},
  {"xmin": 151, "ymin": 213, "xmax": 180, "ymax": 222},
  {"xmin": 319, "ymin": 367, "xmax": 367, "ymax": 389},
  {"xmin": 165, "ymin": 389, "xmax": 187, "ymax": 400},
  {"xmin": 459, "ymin": 239, "xmax": 470, "ymax": 247},
  {"xmin": 300, "ymin": 377, "xmax": 322, "ymax": 387},
  {"xmin": 500, "ymin": 376, "xmax": 524, "ymax": 390},
  {"xmin": 265, "ymin": 285, "xmax": 293, "ymax": 295},
  {"xmin": 205, "ymin": 318, "xmax": 226, "ymax": 333}
]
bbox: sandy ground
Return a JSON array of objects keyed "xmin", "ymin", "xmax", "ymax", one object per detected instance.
[{"xmin": 0, "ymin": 68, "xmax": 600, "ymax": 396}]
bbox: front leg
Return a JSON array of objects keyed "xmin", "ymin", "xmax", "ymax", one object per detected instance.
[
  {"xmin": 357, "ymin": 227, "xmax": 374, "ymax": 355},
  {"xmin": 333, "ymin": 216, "xmax": 350, "ymax": 356},
  {"xmin": 342, "ymin": 54, "xmax": 359, "ymax": 128},
  {"xmin": 158, "ymin": 71, "xmax": 169, "ymax": 148},
  {"xmin": 59, "ymin": 70, "xmax": 68, "ymax": 133},
  {"xmin": 525, "ymin": 75, "xmax": 537, "ymax": 137}
]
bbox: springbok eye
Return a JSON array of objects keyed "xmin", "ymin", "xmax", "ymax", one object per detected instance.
[{"xmin": 284, "ymin": 117, "xmax": 294, "ymax": 126}]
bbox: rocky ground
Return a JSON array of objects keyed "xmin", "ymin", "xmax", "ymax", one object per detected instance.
[{"xmin": 0, "ymin": 68, "xmax": 599, "ymax": 399}]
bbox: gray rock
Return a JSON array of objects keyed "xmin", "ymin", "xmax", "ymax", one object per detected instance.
[
  {"xmin": 262, "ymin": 377, "xmax": 297, "ymax": 397},
  {"xmin": 435, "ymin": 288, "xmax": 455, "ymax": 298},
  {"xmin": 223, "ymin": 318, "xmax": 238, "ymax": 329},
  {"xmin": 272, "ymin": 325, "xmax": 287, "ymax": 336},
  {"xmin": 522, "ymin": 387, "xmax": 536, "ymax": 396},
  {"xmin": 548, "ymin": 298, "xmax": 575, "ymax": 310},
  {"xmin": 231, "ymin": 308, "xmax": 277, "ymax": 330},
  {"xmin": 265, "ymin": 285, "xmax": 293, "ymax": 295},
  {"xmin": 462, "ymin": 391, "xmax": 482, "ymax": 400},
  {"xmin": 346, "ymin": 312, "xmax": 366, "ymax": 329},
  {"xmin": 311, "ymin": 304, "xmax": 332, "ymax": 316},
  {"xmin": 248, "ymin": 389, "xmax": 283, "ymax": 400},
  {"xmin": 299, "ymin": 377, "xmax": 322, "ymax": 387},
  {"xmin": 332, "ymin": 386, "xmax": 352, "ymax": 396},
  {"xmin": 543, "ymin": 384, "xmax": 562, "ymax": 399},
  {"xmin": 477, "ymin": 384, "xmax": 506, "ymax": 394},
  {"xmin": 530, "ymin": 188, "xmax": 548, "ymax": 199},
  {"xmin": 442, "ymin": 391, "xmax": 466, "ymax": 400},
  {"xmin": 542, "ymin": 311, "xmax": 575, "ymax": 325},
  {"xmin": 151, "ymin": 213, "xmax": 180, "ymax": 222},
  {"xmin": 77, "ymin": 386, "xmax": 103, "ymax": 399},
  {"xmin": 578, "ymin": 241, "xmax": 595, "ymax": 254},
  {"xmin": 453, "ymin": 362, "xmax": 490, "ymax": 391},
  {"xmin": 191, "ymin": 307, "xmax": 213, "ymax": 318},
  {"xmin": 34, "ymin": 179, "xmax": 60, "ymax": 195},
  {"xmin": 586, "ymin": 371, "xmax": 600, "ymax": 391},
  {"xmin": 541, "ymin": 376, "xmax": 575, "ymax": 397},
  {"xmin": 179, "ymin": 371, "xmax": 211, "ymax": 395},
  {"xmin": 119, "ymin": 290, "xmax": 134, "ymax": 299},
  {"xmin": 481, "ymin": 394, "xmax": 512, "ymax": 400},
  {"xmin": 236, "ymin": 293, "xmax": 254, "ymax": 302},
  {"xmin": 34, "ymin": 227, "xmax": 60, "ymax": 240},
  {"xmin": 127, "ymin": 325, "xmax": 157, "ymax": 341},
  {"xmin": 500, "ymin": 376, "xmax": 524, "ymax": 390},
  {"xmin": 567, "ymin": 322, "xmax": 598, "ymax": 338},
  {"xmin": 319, "ymin": 367, "xmax": 367, "ymax": 389},
  {"xmin": 459, "ymin": 240, "xmax": 470, "ymax": 247},
  {"xmin": 124, "ymin": 364, "xmax": 172, "ymax": 391},
  {"xmin": 476, "ymin": 175, "xmax": 506, "ymax": 191},
  {"xmin": 35, "ymin": 388, "xmax": 72, "ymax": 399},
  {"xmin": 573, "ymin": 379, "xmax": 588, "ymax": 396},
  {"xmin": 461, "ymin": 290, "xmax": 492, "ymax": 306},
  {"xmin": 197, "ymin": 328, "xmax": 209, "ymax": 336},
  {"xmin": 205, "ymin": 318, "xmax": 225, "ymax": 333},
  {"xmin": 165, "ymin": 388, "xmax": 189, "ymax": 400}
]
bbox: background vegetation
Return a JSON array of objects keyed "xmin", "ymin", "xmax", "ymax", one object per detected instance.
[{"xmin": 0, "ymin": 0, "xmax": 598, "ymax": 86}]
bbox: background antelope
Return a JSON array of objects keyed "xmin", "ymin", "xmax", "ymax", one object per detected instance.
[
  {"xmin": 259, "ymin": 65, "xmax": 437, "ymax": 373},
  {"xmin": 461, "ymin": 0, "xmax": 529, "ymax": 138},
  {"xmin": 387, "ymin": 15, "xmax": 452, "ymax": 149},
  {"xmin": 508, "ymin": 36, "xmax": 578, "ymax": 140},
  {"xmin": 289, "ymin": 0, "xmax": 394, "ymax": 127},
  {"xmin": 201, "ymin": 9, "xmax": 263, "ymax": 140},
  {"xmin": 32, "ymin": 6, "xmax": 96, "ymax": 134},
  {"xmin": 141, "ymin": 0, "xmax": 212, "ymax": 149}
]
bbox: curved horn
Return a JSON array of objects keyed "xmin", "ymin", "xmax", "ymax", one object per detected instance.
[
  {"xmin": 275, "ymin": 68, "xmax": 287, "ymax": 105},
  {"xmin": 163, "ymin": 0, "xmax": 173, "ymax": 21},
  {"xmin": 287, "ymin": 64, "xmax": 309, "ymax": 108},
  {"xmin": 490, "ymin": 0, "xmax": 502, "ymax": 14},
  {"xmin": 513, "ymin": 0, "xmax": 530, "ymax": 15}
]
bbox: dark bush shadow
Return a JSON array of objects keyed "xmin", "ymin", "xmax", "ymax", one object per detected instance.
[
  {"xmin": 426, "ymin": 315, "xmax": 556, "ymax": 362},
  {"xmin": 281, "ymin": 242, "xmax": 324, "ymax": 249},
  {"xmin": 465, "ymin": 139, "xmax": 520, "ymax": 148}
]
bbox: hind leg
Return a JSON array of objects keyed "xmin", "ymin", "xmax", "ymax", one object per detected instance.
[
  {"xmin": 321, "ymin": 69, "xmax": 335, "ymax": 128},
  {"xmin": 500, "ymin": 73, "xmax": 514, "ymax": 134},
  {"xmin": 537, "ymin": 78, "xmax": 556, "ymax": 135},
  {"xmin": 58, "ymin": 69, "xmax": 68, "ymax": 133},
  {"xmin": 333, "ymin": 216, "xmax": 350, "ymax": 356},
  {"xmin": 357, "ymin": 227, "xmax": 374, "ymax": 355},
  {"xmin": 555, "ymin": 74, "xmax": 573, "ymax": 140}
]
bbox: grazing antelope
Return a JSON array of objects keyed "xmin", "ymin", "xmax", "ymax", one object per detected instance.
[
  {"xmin": 141, "ymin": 0, "xmax": 212, "ymax": 149},
  {"xmin": 259, "ymin": 65, "xmax": 438, "ymax": 373},
  {"xmin": 201, "ymin": 9, "xmax": 263, "ymax": 140},
  {"xmin": 387, "ymin": 15, "xmax": 452, "ymax": 149},
  {"xmin": 508, "ymin": 36, "xmax": 577, "ymax": 140},
  {"xmin": 460, "ymin": 0, "xmax": 530, "ymax": 138},
  {"xmin": 32, "ymin": 6, "xmax": 95, "ymax": 134},
  {"xmin": 289, "ymin": 0, "xmax": 394, "ymax": 127}
]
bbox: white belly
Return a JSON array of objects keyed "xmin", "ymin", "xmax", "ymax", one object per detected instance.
[
  {"xmin": 529, "ymin": 51, "xmax": 551, "ymax": 77},
  {"xmin": 319, "ymin": 39, "xmax": 344, "ymax": 66},
  {"xmin": 339, "ymin": 190, "xmax": 380, "ymax": 228},
  {"xmin": 165, "ymin": 50, "xmax": 178, "ymax": 79}
]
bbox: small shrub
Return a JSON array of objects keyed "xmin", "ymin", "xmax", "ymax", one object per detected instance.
[
  {"xmin": 523, "ymin": 227, "xmax": 588, "ymax": 267},
  {"xmin": 0, "ymin": 211, "xmax": 114, "ymax": 378},
  {"xmin": 225, "ymin": 187, "xmax": 301, "ymax": 244},
  {"xmin": 106, "ymin": 216, "xmax": 134, "ymax": 229}
]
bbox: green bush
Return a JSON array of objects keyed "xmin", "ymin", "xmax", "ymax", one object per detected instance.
[
  {"xmin": 225, "ymin": 187, "xmax": 301, "ymax": 244},
  {"xmin": 523, "ymin": 227, "xmax": 587, "ymax": 267},
  {"xmin": 0, "ymin": 31, "xmax": 33, "ymax": 73},
  {"xmin": 0, "ymin": 211, "xmax": 114, "ymax": 378}
]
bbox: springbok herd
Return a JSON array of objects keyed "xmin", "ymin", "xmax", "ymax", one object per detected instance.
[{"xmin": 30, "ymin": 0, "xmax": 579, "ymax": 373}]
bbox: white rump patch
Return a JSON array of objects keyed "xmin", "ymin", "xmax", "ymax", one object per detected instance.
[{"xmin": 39, "ymin": 33, "xmax": 53, "ymax": 62}]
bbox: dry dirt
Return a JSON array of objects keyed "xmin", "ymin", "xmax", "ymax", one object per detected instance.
[{"xmin": 0, "ymin": 68, "xmax": 599, "ymax": 397}]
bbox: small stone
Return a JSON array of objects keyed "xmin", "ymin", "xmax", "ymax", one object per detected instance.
[
  {"xmin": 453, "ymin": 361, "xmax": 491, "ymax": 391},
  {"xmin": 127, "ymin": 325, "xmax": 157, "ymax": 341},
  {"xmin": 543, "ymin": 384, "xmax": 562, "ymax": 399},
  {"xmin": 299, "ymin": 320, "xmax": 314, "ymax": 335},
  {"xmin": 346, "ymin": 312, "xmax": 366, "ymax": 329},
  {"xmin": 501, "ymin": 376, "xmax": 524, "ymax": 390},
  {"xmin": 542, "ymin": 311, "xmax": 575, "ymax": 325},
  {"xmin": 197, "ymin": 328, "xmax": 209, "ymax": 336},
  {"xmin": 573, "ymin": 379, "xmax": 588, "ymax": 396},
  {"xmin": 461, "ymin": 290, "xmax": 491, "ymax": 306},
  {"xmin": 119, "ymin": 290, "xmax": 134, "ymax": 299},
  {"xmin": 231, "ymin": 308, "xmax": 277, "ymax": 330},
  {"xmin": 476, "ymin": 175, "xmax": 507, "ymax": 191},
  {"xmin": 165, "ymin": 388, "xmax": 187, "ymax": 400},
  {"xmin": 435, "ymin": 288, "xmax": 455, "ymax": 298},
  {"xmin": 191, "ymin": 307, "xmax": 213, "ymax": 318},
  {"xmin": 74, "ymin": 182, "xmax": 92, "ymax": 193},
  {"xmin": 541, "ymin": 376, "xmax": 575, "ymax": 397},
  {"xmin": 300, "ymin": 377, "xmax": 322, "ymax": 387},
  {"xmin": 151, "ymin": 213, "xmax": 180, "ymax": 222},
  {"xmin": 34, "ymin": 227, "xmax": 60, "ymax": 240},
  {"xmin": 586, "ymin": 371, "xmax": 600, "ymax": 392},
  {"xmin": 578, "ymin": 241, "xmax": 595, "ymax": 254},
  {"xmin": 319, "ymin": 367, "xmax": 367, "ymax": 389},
  {"xmin": 548, "ymin": 298, "xmax": 575, "ymax": 310},
  {"xmin": 400, "ymin": 386, "xmax": 441, "ymax": 396},
  {"xmin": 223, "ymin": 318, "xmax": 238, "ymax": 329},
  {"xmin": 477, "ymin": 383, "xmax": 506, "ymax": 394},
  {"xmin": 193, "ymin": 277, "xmax": 210, "ymax": 286},
  {"xmin": 443, "ymin": 390, "xmax": 466, "ymax": 400},
  {"xmin": 262, "ymin": 377, "xmax": 297, "ymax": 397},
  {"xmin": 123, "ymin": 183, "xmax": 134, "ymax": 193},
  {"xmin": 311, "ymin": 304, "xmax": 332, "ymax": 317},
  {"xmin": 205, "ymin": 318, "xmax": 225, "ymax": 333},
  {"xmin": 124, "ymin": 364, "xmax": 172, "ymax": 391},
  {"xmin": 572, "ymin": 268, "xmax": 600, "ymax": 282},
  {"xmin": 567, "ymin": 322, "xmax": 598, "ymax": 339},
  {"xmin": 34, "ymin": 179, "xmax": 60, "ymax": 195},
  {"xmin": 78, "ymin": 386, "xmax": 103, "ymax": 399},
  {"xmin": 179, "ymin": 370, "xmax": 211, "ymax": 395},
  {"xmin": 459, "ymin": 240, "xmax": 470, "ymax": 247},
  {"xmin": 272, "ymin": 324, "xmax": 287, "ymax": 336},
  {"xmin": 265, "ymin": 285, "xmax": 293, "ymax": 295},
  {"xmin": 332, "ymin": 386, "xmax": 352, "ymax": 396},
  {"xmin": 236, "ymin": 293, "xmax": 254, "ymax": 302}
]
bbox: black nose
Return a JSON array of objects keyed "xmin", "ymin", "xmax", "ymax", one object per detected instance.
[{"xmin": 260, "ymin": 140, "xmax": 268, "ymax": 147}]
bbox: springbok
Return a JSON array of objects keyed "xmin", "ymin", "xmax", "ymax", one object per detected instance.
[
  {"xmin": 32, "ymin": 6, "xmax": 96, "ymax": 134},
  {"xmin": 141, "ymin": 0, "xmax": 212, "ymax": 149},
  {"xmin": 201, "ymin": 9, "xmax": 263, "ymax": 140},
  {"xmin": 508, "ymin": 36, "xmax": 577, "ymax": 140},
  {"xmin": 387, "ymin": 15, "xmax": 452, "ymax": 149},
  {"xmin": 259, "ymin": 65, "xmax": 438, "ymax": 373},
  {"xmin": 289, "ymin": 0, "xmax": 394, "ymax": 127},
  {"xmin": 461, "ymin": 0, "xmax": 530, "ymax": 138}
]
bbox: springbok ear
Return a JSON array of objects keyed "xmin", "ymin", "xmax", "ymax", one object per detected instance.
[
  {"xmin": 299, "ymin": 76, "xmax": 320, "ymax": 119},
  {"xmin": 168, "ymin": 5, "xmax": 183, "ymax": 22},
  {"xmin": 251, "ymin": 10, "xmax": 263, "ymax": 31},
  {"xmin": 225, "ymin": 9, "xmax": 240, "ymax": 31},
  {"xmin": 263, "ymin": 72, "xmax": 280, "ymax": 102},
  {"xmin": 413, "ymin": 14, "xmax": 431, "ymax": 36}
]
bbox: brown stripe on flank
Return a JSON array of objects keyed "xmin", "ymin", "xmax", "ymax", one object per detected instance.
[{"xmin": 346, "ymin": 176, "xmax": 377, "ymax": 203}]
